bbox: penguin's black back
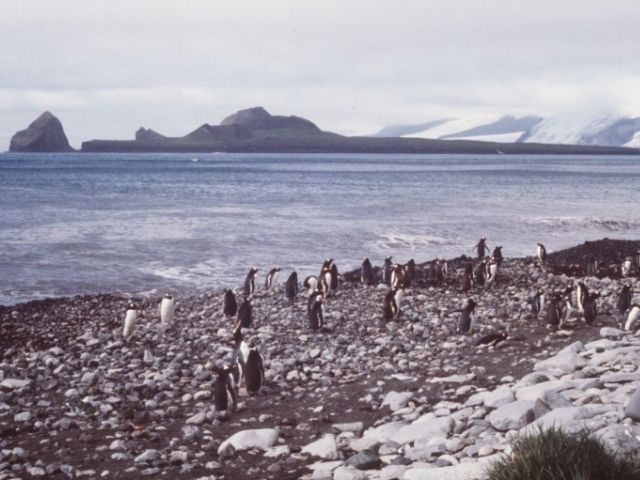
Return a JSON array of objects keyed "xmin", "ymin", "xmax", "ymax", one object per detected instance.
[
  {"xmin": 285, "ymin": 271, "xmax": 298, "ymax": 299},
  {"xmin": 238, "ymin": 299, "xmax": 253, "ymax": 328},
  {"xmin": 244, "ymin": 349, "xmax": 264, "ymax": 395},
  {"xmin": 382, "ymin": 290, "xmax": 397, "ymax": 321},
  {"xmin": 618, "ymin": 285, "xmax": 631, "ymax": 314},
  {"xmin": 308, "ymin": 300, "xmax": 323, "ymax": 330},
  {"xmin": 223, "ymin": 290, "xmax": 237, "ymax": 317}
]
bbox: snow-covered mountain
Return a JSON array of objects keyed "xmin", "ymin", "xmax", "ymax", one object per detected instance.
[{"xmin": 373, "ymin": 114, "xmax": 640, "ymax": 147}]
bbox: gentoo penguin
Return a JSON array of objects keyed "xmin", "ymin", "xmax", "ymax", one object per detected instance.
[
  {"xmin": 223, "ymin": 289, "xmax": 238, "ymax": 318},
  {"xmin": 243, "ymin": 268, "xmax": 259, "ymax": 297},
  {"xmin": 244, "ymin": 348, "xmax": 265, "ymax": 395},
  {"xmin": 485, "ymin": 258, "xmax": 499, "ymax": 286},
  {"xmin": 474, "ymin": 260, "xmax": 487, "ymax": 286},
  {"xmin": 625, "ymin": 304, "xmax": 640, "ymax": 331},
  {"xmin": 285, "ymin": 271, "xmax": 298, "ymax": 305},
  {"xmin": 617, "ymin": 284, "xmax": 632, "ymax": 315},
  {"xmin": 622, "ymin": 257, "xmax": 633, "ymax": 278},
  {"xmin": 390, "ymin": 264, "xmax": 407, "ymax": 289},
  {"xmin": 308, "ymin": 292, "xmax": 324, "ymax": 330},
  {"xmin": 122, "ymin": 302, "xmax": 139, "ymax": 338},
  {"xmin": 545, "ymin": 293, "xmax": 561, "ymax": 327},
  {"xmin": 319, "ymin": 258, "xmax": 334, "ymax": 297},
  {"xmin": 493, "ymin": 246, "xmax": 503, "ymax": 267},
  {"xmin": 583, "ymin": 291, "xmax": 599, "ymax": 325},
  {"xmin": 435, "ymin": 258, "xmax": 448, "ymax": 284},
  {"xmin": 160, "ymin": 293, "xmax": 175, "ymax": 324},
  {"xmin": 232, "ymin": 325, "xmax": 250, "ymax": 388},
  {"xmin": 461, "ymin": 264, "xmax": 474, "ymax": 292},
  {"xmin": 475, "ymin": 332, "xmax": 508, "ymax": 347},
  {"xmin": 382, "ymin": 256, "xmax": 393, "ymax": 285},
  {"xmin": 303, "ymin": 275, "xmax": 318, "ymax": 295},
  {"xmin": 265, "ymin": 267, "xmax": 281, "ymax": 291},
  {"xmin": 361, "ymin": 257, "xmax": 375, "ymax": 286},
  {"xmin": 457, "ymin": 298, "xmax": 477, "ymax": 333},
  {"xmin": 576, "ymin": 281, "xmax": 588, "ymax": 312},
  {"xmin": 558, "ymin": 286, "xmax": 576, "ymax": 326},
  {"xmin": 382, "ymin": 289, "xmax": 399, "ymax": 321},
  {"xmin": 585, "ymin": 256, "xmax": 598, "ymax": 276},
  {"xmin": 473, "ymin": 238, "xmax": 489, "ymax": 260},
  {"xmin": 531, "ymin": 288, "xmax": 545, "ymax": 316},
  {"xmin": 213, "ymin": 365, "xmax": 238, "ymax": 413},
  {"xmin": 330, "ymin": 263, "xmax": 342, "ymax": 292},
  {"xmin": 537, "ymin": 243, "xmax": 547, "ymax": 264},
  {"xmin": 237, "ymin": 298, "xmax": 253, "ymax": 329},
  {"xmin": 405, "ymin": 259, "xmax": 416, "ymax": 286}
]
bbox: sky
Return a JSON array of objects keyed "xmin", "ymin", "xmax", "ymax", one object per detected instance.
[{"xmin": 1, "ymin": 0, "xmax": 639, "ymax": 148}]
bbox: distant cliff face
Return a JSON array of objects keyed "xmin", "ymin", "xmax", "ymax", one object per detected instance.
[
  {"xmin": 220, "ymin": 106, "xmax": 321, "ymax": 134},
  {"xmin": 9, "ymin": 111, "xmax": 74, "ymax": 152}
]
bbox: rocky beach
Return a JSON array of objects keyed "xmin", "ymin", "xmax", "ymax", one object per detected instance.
[{"xmin": 2, "ymin": 239, "xmax": 640, "ymax": 480}]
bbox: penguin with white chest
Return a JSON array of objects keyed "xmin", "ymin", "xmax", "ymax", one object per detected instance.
[
  {"xmin": 213, "ymin": 365, "xmax": 238, "ymax": 413},
  {"xmin": 537, "ymin": 243, "xmax": 547, "ymax": 264},
  {"xmin": 319, "ymin": 258, "xmax": 334, "ymax": 297},
  {"xmin": 244, "ymin": 348, "xmax": 265, "ymax": 396},
  {"xmin": 223, "ymin": 289, "xmax": 238, "ymax": 319},
  {"xmin": 243, "ymin": 268, "xmax": 259, "ymax": 297},
  {"xmin": 545, "ymin": 293, "xmax": 562, "ymax": 328},
  {"xmin": 583, "ymin": 291, "xmax": 599, "ymax": 325},
  {"xmin": 160, "ymin": 294, "xmax": 175, "ymax": 325},
  {"xmin": 265, "ymin": 267, "xmax": 281, "ymax": 291},
  {"xmin": 285, "ymin": 271, "xmax": 298, "ymax": 305},
  {"xmin": 382, "ymin": 289, "xmax": 399, "ymax": 322},
  {"xmin": 122, "ymin": 302, "xmax": 139, "ymax": 338},
  {"xmin": 531, "ymin": 288, "xmax": 545, "ymax": 316},
  {"xmin": 361, "ymin": 257, "xmax": 375, "ymax": 286},
  {"xmin": 625, "ymin": 304, "xmax": 640, "ymax": 332},
  {"xmin": 576, "ymin": 281, "xmax": 588, "ymax": 312},
  {"xmin": 622, "ymin": 257, "xmax": 633, "ymax": 278},
  {"xmin": 457, "ymin": 298, "xmax": 477, "ymax": 334},
  {"xmin": 485, "ymin": 257, "xmax": 499, "ymax": 286},
  {"xmin": 308, "ymin": 291, "xmax": 324, "ymax": 331}
]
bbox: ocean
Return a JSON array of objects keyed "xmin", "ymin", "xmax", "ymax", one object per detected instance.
[{"xmin": 1, "ymin": 152, "xmax": 639, "ymax": 305}]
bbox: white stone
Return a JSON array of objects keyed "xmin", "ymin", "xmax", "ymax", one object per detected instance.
[
  {"xmin": 217, "ymin": 428, "xmax": 278, "ymax": 454},
  {"xmin": 404, "ymin": 456, "xmax": 498, "ymax": 480},
  {"xmin": 333, "ymin": 465, "xmax": 367, "ymax": 480},
  {"xmin": 391, "ymin": 415, "xmax": 454, "ymax": 445},
  {"xmin": 515, "ymin": 380, "xmax": 572, "ymax": 402},
  {"xmin": 519, "ymin": 407, "xmax": 597, "ymax": 436},
  {"xmin": 487, "ymin": 400, "xmax": 536, "ymax": 431},
  {"xmin": 134, "ymin": 449, "xmax": 158, "ymax": 463},
  {"xmin": 302, "ymin": 434, "xmax": 340, "ymax": 460},
  {"xmin": 382, "ymin": 391, "xmax": 413, "ymax": 411},
  {"xmin": 600, "ymin": 327, "xmax": 625, "ymax": 339},
  {"xmin": 534, "ymin": 352, "xmax": 586, "ymax": 375},
  {"xmin": 483, "ymin": 385, "xmax": 515, "ymax": 408},
  {"xmin": 0, "ymin": 378, "xmax": 31, "ymax": 390}
]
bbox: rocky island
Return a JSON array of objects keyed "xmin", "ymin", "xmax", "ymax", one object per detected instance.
[
  {"xmin": 2, "ymin": 239, "xmax": 640, "ymax": 479},
  {"xmin": 8, "ymin": 112, "xmax": 74, "ymax": 153}
]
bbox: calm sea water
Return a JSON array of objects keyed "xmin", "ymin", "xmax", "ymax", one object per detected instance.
[{"xmin": 1, "ymin": 153, "xmax": 640, "ymax": 305}]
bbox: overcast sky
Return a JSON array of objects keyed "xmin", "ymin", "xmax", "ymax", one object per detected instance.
[{"xmin": 1, "ymin": 0, "xmax": 639, "ymax": 148}]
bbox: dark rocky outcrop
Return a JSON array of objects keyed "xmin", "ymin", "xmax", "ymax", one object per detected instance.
[
  {"xmin": 9, "ymin": 111, "xmax": 74, "ymax": 152},
  {"xmin": 135, "ymin": 127, "xmax": 167, "ymax": 142},
  {"xmin": 220, "ymin": 106, "xmax": 322, "ymax": 135}
]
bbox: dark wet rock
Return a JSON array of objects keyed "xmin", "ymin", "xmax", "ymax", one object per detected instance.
[{"xmin": 9, "ymin": 111, "xmax": 74, "ymax": 152}]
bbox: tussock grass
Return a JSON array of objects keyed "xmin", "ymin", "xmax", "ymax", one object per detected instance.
[{"xmin": 484, "ymin": 427, "xmax": 640, "ymax": 480}]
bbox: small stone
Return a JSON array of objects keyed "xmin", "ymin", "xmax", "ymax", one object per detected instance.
[{"xmin": 134, "ymin": 449, "xmax": 158, "ymax": 464}]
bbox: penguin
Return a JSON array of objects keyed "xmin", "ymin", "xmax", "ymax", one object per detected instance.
[
  {"xmin": 329, "ymin": 263, "xmax": 341, "ymax": 292},
  {"xmin": 319, "ymin": 259, "xmax": 334, "ymax": 297},
  {"xmin": 545, "ymin": 293, "xmax": 561, "ymax": 328},
  {"xmin": 405, "ymin": 259, "xmax": 416, "ymax": 286},
  {"xmin": 625, "ymin": 304, "xmax": 640, "ymax": 332},
  {"xmin": 382, "ymin": 256, "xmax": 393, "ymax": 284},
  {"xmin": 585, "ymin": 256, "xmax": 598, "ymax": 276},
  {"xmin": 382, "ymin": 289, "xmax": 399, "ymax": 321},
  {"xmin": 473, "ymin": 238, "xmax": 489, "ymax": 260},
  {"xmin": 285, "ymin": 271, "xmax": 298, "ymax": 305},
  {"xmin": 537, "ymin": 243, "xmax": 547, "ymax": 264},
  {"xmin": 485, "ymin": 257, "xmax": 499, "ymax": 286},
  {"xmin": 243, "ymin": 268, "xmax": 259, "ymax": 297},
  {"xmin": 303, "ymin": 275, "xmax": 318, "ymax": 295},
  {"xmin": 475, "ymin": 332, "xmax": 508, "ymax": 347},
  {"xmin": 361, "ymin": 257, "xmax": 375, "ymax": 286},
  {"xmin": 232, "ymin": 324, "xmax": 251, "ymax": 367},
  {"xmin": 237, "ymin": 298, "xmax": 253, "ymax": 329},
  {"xmin": 457, "ymin": 298, "xmax": 477, "ymax": 333},
  {"xmin": 122, "ymin": 302, "xmax": 139, "ymax": 338},
  {"xmin": 223, "ymin": 289, "xmax": 238, "ymax": 318},
  {"xmin": 636, "ymin": 250, "xmax": 640, "ymax": 269},
  {"xmin": 213, "ymin": 365, "xmax": 238, "ymax": 413},
  {"xmin": 622, "ymin": 257, "xmax": 633, "ymax": 278},
  {"xmin": 244, "ymin": 348, "xmax": 265, "ymax": 395},
  {"xmin": 617, "ymin": 284, "xmax": 632, "ymax": 315},
  {"xmin": 390, "ymin": 264, "xmax": 407, "ymax": 289},
  {"xmin": 474, "ymin": 260, "xmax": 487, "ymax": 286},
  {"xmin": 531, "ymin": 288, "xmax": 545, "ymax": 316},
  {"xmin": 493, "ymin": 246, "xmax": 503, "ymax": 267},
  {"xmin": 576, "ymin": 281, "xmax": 588, "ymax": 312},
  {"xmin": 265, "ymin": 267, "xmax": 281, "ymax": 291},
  {"xmin": 583, "ymin": 291, "xmax": 599, "ymax": 325},
  {"xmin": 160, "ymin": 293, "xmax": 175, "ymax": 324},
  {"xmin": 461, "ymin": 264, "xmax": 474, "ymax": 292},
  {"xmin": 558, "ymin": 286, "xmax": 577, "ymax": 327},
  {"xmin": 435, "ymin": 258, "xmax": 448, "ymax": 284},
  {"xmin": 308, "ymin": 292, "xmax": 324, "ymax": 330}
]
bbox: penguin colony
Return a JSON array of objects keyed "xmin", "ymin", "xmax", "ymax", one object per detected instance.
[{"xmin": 121, "ymin": 237, "xmax": 640, "ymax": 416}]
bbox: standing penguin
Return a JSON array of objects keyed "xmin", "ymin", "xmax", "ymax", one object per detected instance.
[
  {"xmin": 308, "ymin": 292, "xmax": 324, "ymax": 331},
  {"xmin": 457, "ymin": 299, "xmax": 477, "ymax": 334},
  {"xmin": 303, "ymin": 275, "xmax": 318, "ymax": 294},
  {"xmin": 435, "ymin": 258, "xmax": 448, "ymax": 285},
  {"xmin": 391, "ymin": 264, "xmax": 407, "ymax": 289},
  {"xmin": 585, "ymin": 256, "xmax": 599, "ymax": 276},
  {"xmin": 531, "ymin": 288, "xmax": 545, "ymax": 316},
  {"xmin": 537, "ymin": 243, "xmax": 547, "ymax": 264},
  {"xmin": 122, "ymin": 302, "xmax": 139, "ymax": 338},
  {"xmin": 285, "ymin": 271, "xmax": 298, "ymax": 305},
  {"xmin": 382, "ymin": 289, "xmax": 398, "ymax": 321},
  {"xmin": 622, "ymin": 257, "xmax": 633, "ymax": 278},
  {"xmin": 617, "ymin": 284, "xmax": 632, "ymax": 315},
  {"xmin": 330, "ymin": 263, "xmax": 341, "ymax": 292},
  {"xmin": 213, "ymin": 365, "xmax": 238, "ymax": 413},
  {"xmin": 493, "ymin": 246, "xmax": 503, "ymax": 267},
  {"xmin": 485, "ymin": 258, "xmax": 499, "ymax": 286},
  {"xmin": 583, "ymin": 291, "xmax": 599, "ymax": 325},
  {"xmin": 160, "ymin": 293, "xmax": 175, "ymax": 324},
  {"xmin": 382, "ymin": 256, "xmax": 393, "ymax": 284},
  {"xmin": 474, "ymin": 260, "xmax": 487, "ymax": 286},
  {"xmin": 394, "ymin": 287, "xmax": 405, "ymax": 317},
  {"xmin": 237, "ymin": 298, "xmax": 253, "ymax": 328},
  {"xmin": 405, "ymin": 259, "xmax": 416, "ymax": 286},
  {"xmin": 223, "ymin": 289, "xmax": 238, "ymax": 318},
  {"xmin": 244, "ymin": 348, "xmax": 265, "ymax": 395},
  {"xmin": 545, "ymin": 293, "xmax": 562, "ymax": 328},
  {"xmin": 473, "ymin": 238, "xmax": 489, "ymax": 260},
  {"xmin": 461, "ymin": 264, "xmax": 474, "ymax": 292},
  {"xmin": 361, "ymin": 257, "xmax": 375, "ymax": 286},
  {"xmin": 265, "ymin": 267, "xmax": 281, "ymax": 291},
  {"xmin": 319, "ymin": 259, "xmax": 334, "ymax": 297},
  {"xmin": 625, "ymin": 304, "xmax": 640, "ymax": 331},
  {"xmin": 243, "ymin": 268, "xmax": 259, "ymax": 297},
  {"xmin": 576, "ymin": 281, "xmax": 588, "ymax": 312}
]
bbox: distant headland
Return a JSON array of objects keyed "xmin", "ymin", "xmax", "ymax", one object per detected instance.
[{"xmin": 7, "ymin": 107, "xmax": 640, "ymax": 155}]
